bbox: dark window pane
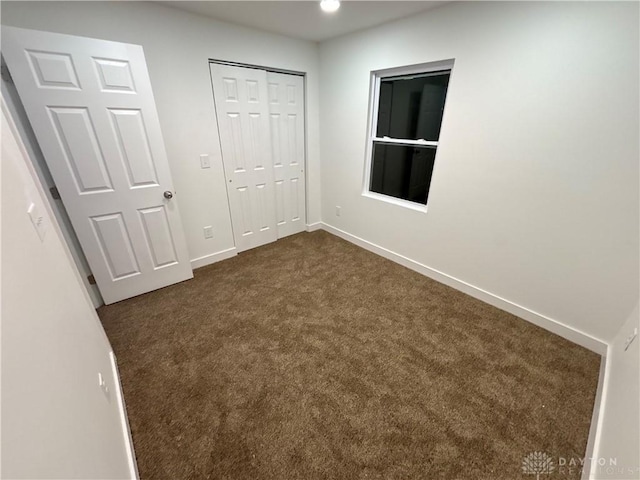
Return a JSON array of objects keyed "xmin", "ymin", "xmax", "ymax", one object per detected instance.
[
  {"xmin": 370, "ymin": 143, "xmax": 436, "ymax": 205},
  {"xmin": 376, "ymin": 72, "xmax": 450, "ymax": 141}
]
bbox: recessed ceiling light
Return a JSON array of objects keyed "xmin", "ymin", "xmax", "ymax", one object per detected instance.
[{"xmin": 320, "ymin": 0, "xmax": 340, "ymax": 13}]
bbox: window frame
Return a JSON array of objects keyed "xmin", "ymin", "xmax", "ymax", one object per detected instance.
[{"xmin": 362, "ymin": 59, "xmax": 455, "ymax": 212}]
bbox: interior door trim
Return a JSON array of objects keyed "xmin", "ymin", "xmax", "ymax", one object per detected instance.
[{"xmin": 208, "ymin": 59, "xmax": 305, "ymax": 77}]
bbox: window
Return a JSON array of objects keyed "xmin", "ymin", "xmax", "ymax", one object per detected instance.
[{"xmin": 364, "ymin": 61, "xmax": 453, "ymax": 208}]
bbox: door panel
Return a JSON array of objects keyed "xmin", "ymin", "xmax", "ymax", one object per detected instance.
[
  {"xmin": 237, "ymin": 186, "xmax": 253, "ymax": 236},
  {"xmin": 27, "ymin": 50, "xmax": 81, "ymax": 89},
  {"xmin": 138, "ymin": 206, "xmax": 179, "ymax": 269},
  {"xmin": 93, "ymin": 58, "xmax": 136, "ymax": 93},
  {"xmin": 290, "ymin": 178, "xmax": 301, "ymax": 221},
  {"xmin": 3, "ymin": 26, "xmax": 193, "ymax": 304},
  {"xmin": 266, "ymin": 72, "xmax": 306, "ymax": 238},
  {"xmin": 90, "ymin": 213, "xmax": 140, "ymax": 280},
  {"xmin": 275, "ymin": 180, "xmax": 285, "ymax": 225},
  {"xmin": 48, "ymin": 107, "xmax": 114, "ymax": 193},
  {"xmin": 210, "ymin": 63, "xmax": 277, "ymax": 252},
  {"xmin": 109, "ymin": 109, "xmax": 159, "ymax": 187}
]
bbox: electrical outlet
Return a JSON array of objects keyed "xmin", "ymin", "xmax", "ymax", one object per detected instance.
[
  {"xmin": 336, "ymin": 206, "xmax": 341, "ymax": 217},
  {"xmin": 203, "ymin": 226, "xmax": 214, "ymax": 239},
  {"xmin": 624, "ymin": 327, "xmax": 638, "ymax": 351},
  {"xmin": 200, "ymin": 154, "xmax": 211, "ymax": 169}
]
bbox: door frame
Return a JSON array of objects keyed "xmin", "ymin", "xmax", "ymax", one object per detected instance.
[{"xmin": 208, "ymin": 58, "xmax": 310, "ymax": 240}]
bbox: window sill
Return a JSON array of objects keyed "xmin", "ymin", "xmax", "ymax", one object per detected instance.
[
  {"xmin": 362, "ymin": 191, "xmax": 428, "ymax": 213},
  {"xmin": 373, "ymin": 137, "xmax": 438, "ymax": 147}
]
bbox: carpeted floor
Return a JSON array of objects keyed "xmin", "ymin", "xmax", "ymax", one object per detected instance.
[{"xmin": 98, "ymin": 231, "xmax": 601, "ymax": 480}]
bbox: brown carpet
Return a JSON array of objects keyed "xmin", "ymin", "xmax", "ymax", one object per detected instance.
[{"xmin": 98, "ymin": 230, "xmax": 601, "ymax": 480}]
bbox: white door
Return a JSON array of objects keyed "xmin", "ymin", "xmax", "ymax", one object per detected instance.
[
  {"xmin": 210, "ymin": 63, "xmax": 278, "ymax": 252},
  {"xmin": 2, "ymin": 26, "xmax": 193, "ymax": 304},
  {"xmin": 266, "ymin": 72, "xmax": 306, "ymax": 238}
]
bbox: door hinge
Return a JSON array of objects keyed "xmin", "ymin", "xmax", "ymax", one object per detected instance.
[
  {"xmin": 1, "ymin": 64, "xmax": 13, "ymax": 84},
  {"xmin": 49, "ymin": 186, "xmax": 61, "ymax": 200},
  {"xmin": 87, "ymin": 274, "xmax": 96, "ymax": 285}
]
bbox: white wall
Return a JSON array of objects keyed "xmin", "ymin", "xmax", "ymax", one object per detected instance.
[
  {"xmin": 319, "ymin": 1, "xmax": 639, "ymax": 344},
  {"xmin": 1, "ymin": 0, "xmax": 321, "ymax": 270},
  {"xmin": 1, "ymin": 99, "xmax": 133, "ymax": 478},
  {"xmin": 593, "ymin": 304, "xmax": 640, "ymax": 479}
]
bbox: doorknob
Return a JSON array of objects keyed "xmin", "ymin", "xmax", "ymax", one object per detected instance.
[{"xmin": 164, "ymin": 190, "xmax": 173, "ymax": 199}]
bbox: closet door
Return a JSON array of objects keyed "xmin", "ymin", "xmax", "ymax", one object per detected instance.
[
  {"xmin": 210, "ymin": 63, "xmax": 277, "ymax": 252},
  {"xmin": 266, "ymin": 72, "xmax": 306, "ymax": 238}
]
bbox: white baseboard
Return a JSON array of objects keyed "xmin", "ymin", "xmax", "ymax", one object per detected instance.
[
  {"xmin": 190, "ymin": 247, "xmax": 237, "ymax": 270},
  {"xmin": 306, "ymin": 222, "xmax": 323, "ymax": 232},
  {"xmin": 583, "ymin": 353, "xmax": 609, "ymax": 480},
  {"xmin": 319, "ymin": 222, "xmax": 607, "ymax": 355},
  {"xmin": 109, "ymin": 351, "xmax": 139, "ymax": 480}
]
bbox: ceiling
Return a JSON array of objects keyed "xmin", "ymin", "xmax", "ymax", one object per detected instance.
[{"xmin": 160, "ymin": 1, "xmax": 447, "ymax": 42}]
